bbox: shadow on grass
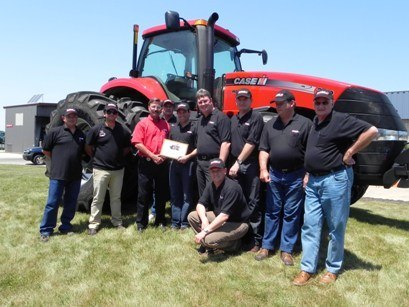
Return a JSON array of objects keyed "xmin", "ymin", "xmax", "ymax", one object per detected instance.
[
  {"xmin": 342, "ymin": 249, "xmax": 382, "ymax": 271},
  {"xmin": 350, "ymin": 207, "xmax": 409, "ymax": 232},
  {"xmin": 199, "ymin": 251, "xmax": 244, "ymax": 264}
]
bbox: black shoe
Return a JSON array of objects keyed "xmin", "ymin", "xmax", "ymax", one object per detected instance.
[
  {"xmin": 40, "ymin": 234, "xmax": 49, "ymax": 242},
  {"xmin": 88, "ymin": 228, "xmax": 97, "ymax": 236},
  {"xmin": 197, "ymin": 245, "xmax": 207, "ymax": 254},
  {"xmin": 135, "ymin": 224, "xmax": 145, "ymax": 233}
]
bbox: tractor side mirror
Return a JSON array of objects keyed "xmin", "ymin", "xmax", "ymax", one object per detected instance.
[
  {"xmin": 261, "ymin": 50, "xmax": 268, "ymax": 65},
  {"xmin": 165, "ymin": 11, "xmax": 180, "ymax": 30}
]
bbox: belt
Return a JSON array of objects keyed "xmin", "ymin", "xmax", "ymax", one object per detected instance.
[
  {"xmin": 197, "ymin": 155, "xmax": 218, "ymax": 161},
  {"xmin": 309, "ymin": 165, "xmax": 349, "ymax": 177},
  {"xmin": 273, "ymin": 165, "xmax": 304, "ymax": 174}
]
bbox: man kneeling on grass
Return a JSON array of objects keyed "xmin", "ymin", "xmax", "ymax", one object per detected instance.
[{"xmin": 188, "ymin": 158, "xmax": 251, "ymax": 255}]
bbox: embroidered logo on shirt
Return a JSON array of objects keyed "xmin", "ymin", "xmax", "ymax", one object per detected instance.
[
  {"xmin": 99, "ymin": 130, "xmax": 106, "ymax": 137},
  {"xmin": 245, "ymin": 122, "xmax": 250, "ymax": 126},
  {"xmin": 291, "ymin": 130, "xmax": 299, "ymax": 135},
  {"xmin": 219, "ymin": 195, "xmax": 224, "ymax": 200},
  {"xmin": 187, "ymin": 131, "xmax": 193, "ymax": 134},
  {"xmin": 209, "ymin": 121, "xmax": 215, "ymax": 125}
]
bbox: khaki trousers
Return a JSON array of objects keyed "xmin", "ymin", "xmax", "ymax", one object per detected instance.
[
  {"xmin": 188, "ymin": 211, "xmax": 249, "ymax": 251},
  {"xmin": 89, "ymin": 168, "xmax": 124, "ymax": 229}
]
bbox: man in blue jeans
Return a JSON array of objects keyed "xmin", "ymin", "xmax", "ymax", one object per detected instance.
[
  {"xmin": 39, "ymin": 108, "xmax": 86, "ymax": 242},
  {"xmin": 293, "ymin": 88, "xmax": 378, "ymax": 285},
  {"xmin": 257, "ymin": 90, "xmax": 312, "ymax": 264},
  {"xmin": 169, "ymin": 103, "xmax": 197, "ymax": 230}
]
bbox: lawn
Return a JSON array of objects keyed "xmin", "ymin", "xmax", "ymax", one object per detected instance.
[{"xmin": 0, "ymin": 165, "xmax": 408, "ymax": 306}]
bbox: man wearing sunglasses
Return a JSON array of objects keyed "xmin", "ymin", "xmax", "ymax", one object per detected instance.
[
  {"xmin": 293, "ymin": 89, "xmax": 378, "ymax": 285},
  {"xmin": 86, "ymin": 103, "xmax": 132, "ymax": 235}
]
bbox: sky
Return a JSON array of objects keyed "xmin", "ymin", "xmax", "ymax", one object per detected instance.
[{"xmin": 1, "ymin": 0, "xmax": 408, "ymax": 130}]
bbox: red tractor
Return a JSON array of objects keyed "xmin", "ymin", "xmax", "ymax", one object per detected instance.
[{"xmin": 49, "ymin": 11, "xmax": 408, "ymax": 210}]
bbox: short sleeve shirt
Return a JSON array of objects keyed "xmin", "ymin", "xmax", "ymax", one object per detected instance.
[
  {"xmin": 169, "ymin": 121, "xmax": 197, "ymax": 154},
  {"xmin": 131, "ymin": 115, "xmax": 170, "ymax": 157},
  {"xmin": 230, "ymin": 109, "xmax": 264, "ymax": 159},
  {"xmin": 86, "ymin": 123, "xmax": 131, "ymax": 170},
  {"xmin": 259, "ymin": 113, "xmax": 312, "ymax": 170},
  {"xmin": 304, "ymin": 111, "xmax": 372, "ymax": 173},
  {"xmin": 197, "ymin": 108, "xmax": 231, "ymax": 157},
  {"xmin": 43, "ymin": 125, "xmax": 85, "ymax": 181},
  {"xmin": 199, "ymin": 177, "xmax": 251, "ymax": 222}
]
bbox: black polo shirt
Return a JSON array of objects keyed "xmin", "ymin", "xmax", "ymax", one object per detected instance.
[
  {"xmin": 199, "ymin": 177, "xmax": 251, "ymax": 222},
  {"xmin": 43, "ymin": 125, "xmax": 85, "ymax": 181},
  {"xmin": 86, "ymin": 123, "xmax": 131, "ymax": 171},
  {"xmin": 169, "ymin": 121, "xmax": 197, "ymax": 154},
  {"xmin": 197, "ymin": 108, "xmax": 231, "ymax": 157},
  {"xmin": 166, "ymin": 114, "xmax": 178, "ymax": 124},
  {"xmin": 230, "ymin": 109, "xmax": 264, "ymax": 159},
  {"xmin": 259, "ymin": 113, "xmax": 312, "ymax": 170},
  {"xmin": 305, "ymin": 111, "xmax": 372, "ymax": 173}
]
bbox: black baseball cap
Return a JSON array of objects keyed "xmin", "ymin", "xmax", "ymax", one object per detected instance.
[
  {"xmin": 104, "ymin": 103, "xmax": 118, "ymax": 111},
  {"xmin": 209, "ymin": 158, "xmax": 225, "ymax": 170},
  {"xmin": 163, "ymin": 99, "xmax": 174, "ymax": 106},
  {"xmin": 64, "ymin": 108, "xmax": 78, "ymax": 116},
  {"xmin": 314, "ymin": 88, "xmax": 334, "ymax": 100},
  {"xmin": 235, "ymin": 88, "xmax": 252, "ymax": 99},
  {"xmin": 176, "ymin": 103, "xmax": 189, "ymax": 111},
  {"xmin": 272, "ymin": 90, "xmax": 295, "ymax": 103}
]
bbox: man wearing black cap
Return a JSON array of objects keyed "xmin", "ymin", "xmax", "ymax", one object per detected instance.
[
  {"xmin": 256, "ymin": 90, "xmax": 312, "ymax": 265},
  {"xmin": 229, "ymin": 88, "xmax": 264, "ymax": 252},
  {"xmin": 196, "ymin": 89, "xmax": 231, "ymax": 197},
  {"xmin": 162, "ymin": 99, "xmax": 177, "ymax": 124},
  {"xmin": 86, "ymin": 103, "xmax": 132, "ymax": 235},
  {"xmin": 169, "ymin": 103, "xmax": 197, "ymax": 230},
  {"xmin": 293, "ymin": 88, "xmax": 378, "ymax": 285},
  {"xmin": 39, "ymin": 108, "xmax": 86, "ymax": 242},
  {"xmin": 188, "ymin": 158, "xmax": 251, "ymax": 254}
]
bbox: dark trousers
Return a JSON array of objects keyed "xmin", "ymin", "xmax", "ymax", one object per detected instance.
[
  {"xmin": 234, "ymin": 159, "xmax": 263, "ymax": 246},
  {"xmin": 136, "ymin": 159, "xmax": 169, "ymax": 228},
  {"xmin": 196, "ymin": 159, "xmax": 211, "ymax": 197}
]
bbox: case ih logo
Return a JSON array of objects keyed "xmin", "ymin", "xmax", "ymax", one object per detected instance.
[{"xmin": 233, "ymin": 77, "xmax": 268, "ymax": 86}]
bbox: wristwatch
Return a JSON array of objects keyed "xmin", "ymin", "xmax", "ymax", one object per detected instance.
[
  {"xmin": 203, "ymin": 228, "xmax": 209, "ymax": 234},
  {"xmin": 237, "ymin": 159, "xmax": 243, "ymax": 165}
]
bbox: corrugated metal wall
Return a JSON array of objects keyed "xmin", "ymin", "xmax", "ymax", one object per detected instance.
[{"xmin": 385, "ymin": 91, "xmax": 409, "ymax": 119}]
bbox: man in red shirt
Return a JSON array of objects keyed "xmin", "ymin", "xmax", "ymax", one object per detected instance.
[{"xmin": 132, "ymin": 98, "xmax": 170, "ymax": 232}]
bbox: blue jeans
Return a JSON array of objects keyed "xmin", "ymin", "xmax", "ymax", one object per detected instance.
[
  {"xmin": 300, "ymin": 167, "xmax": 353, "ymax": 274},
  {"xmin": 39, "ymin": 179, "xmax": 81, "ymax": 236},
  {"xmin": 262, "ymin": 168, "xmax": 305, "ymax": 253},
  {"xmin": 170, "ymin": 160, "xmax": 195, "ymax": 228}
]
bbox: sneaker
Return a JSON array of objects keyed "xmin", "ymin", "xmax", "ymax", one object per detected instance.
[
  {"xmin": 171, "ymin": 225, "xmax": 180, "ymax": 231},
  {"xmin": 40, "ymin": 234, "xmax": 49, "ymax": 242},
  {"xmin": 148, "ymin": 213, "xmax": 155, "ymax": 222},
  {"xmin": 180, "ymin": 225, "xmax": 189, "ymax": 231},
  {"xmin": 88, "ymin": 228, "xmax": 97, "ymax": 236}
]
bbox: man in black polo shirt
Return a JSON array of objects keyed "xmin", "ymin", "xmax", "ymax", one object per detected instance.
[
  {"xmin": 293, "ymin": 88, "xmax": 378, "ymax": 286},
  {"xmin": 188, "ymin": 158, "xmax": 251, "ymax": 253},
  {"xmin": 86, "ymin": 103, "xmax": 131, "ymax": 235},
  {"xmin": 39, "ymin": 108, "xmax": 86, "ymax": 242},
  {"xmin": 256, "ymin": 90, "xmax": 312, "ymax": 265},
  {"xmin": 169, "ymin": 103, "xmax": 197, "ymax": 230},
  {"xmin": 229, "ymin": 88, "xmax": 264, "ymax": 253},
  {"xmin": 196, "ymin": 88, "xmax": 231, "ymax": 196}
]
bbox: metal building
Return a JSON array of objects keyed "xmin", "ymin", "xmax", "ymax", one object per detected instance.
[
  {"xmin": 3, "ymin": 103, "xmax": 56, "ymax": 153},
  {"xmin": 385, "ymin": 90, "xmax": 409, "ymax": 131}
]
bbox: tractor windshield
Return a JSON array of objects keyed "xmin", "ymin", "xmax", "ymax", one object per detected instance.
[
  {"xmin": 139, "ymin": 30, "xmax": 198, "ymax": 101},
  {"xmin": 139, "ymin": 29, "xmax": 240, "ymax": 102}
]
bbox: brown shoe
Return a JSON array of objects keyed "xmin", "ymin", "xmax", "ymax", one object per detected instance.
[
  {"xmin": 319, "ymin": 272, "xmax": 337, "ymax": 285},
  {"xmin": 254, "ymin": 248, "xmax": 273, "ymax": 261},
  {"xmin": 280, "ymin": 252, "xmax": 294, "ymax": 266},
  {"xmin": 293, "ymin": 271, "xmax": 313, "ymax": 286},
  {"xmin": 249, "ymin": 245, "xmax": 260, "ymax": 253}
]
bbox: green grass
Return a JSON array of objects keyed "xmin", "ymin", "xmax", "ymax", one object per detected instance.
[{"xmin": 1, "ymin": 165, "xmax": 408, "ymax": 306}]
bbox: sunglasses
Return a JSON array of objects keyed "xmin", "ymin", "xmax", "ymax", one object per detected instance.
[
  {"xmin": 314, "ymin": 100, "xmax": 331, "ymax": 106},
  {"xmin": 106, "ymin": 110, "xmax": 118, "ymax": 115}
]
